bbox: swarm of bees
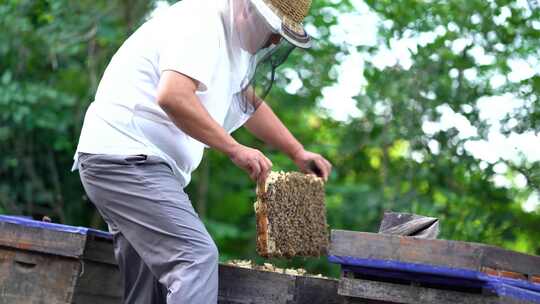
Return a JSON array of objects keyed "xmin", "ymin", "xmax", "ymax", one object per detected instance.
[{"xmin": 255, "ymin": 172, "xmax": 329, "ymax": 258}]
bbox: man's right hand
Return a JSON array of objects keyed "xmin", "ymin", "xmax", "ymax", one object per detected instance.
[{"xmin": 227, "ymin": 144, "xmax": 272, "ymax": 184}]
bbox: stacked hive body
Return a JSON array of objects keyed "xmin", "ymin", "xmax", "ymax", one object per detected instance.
[
  {"xmin": 255, "ymin": 172, "xmax": 329, "ymax": 258},
  {"xmin": 0, "ymin": 215, "xmax": 121, "ymax": 304},
  {"xmin": 329, "ymin": 230, "xmax": 540, "ymax": 304},
  {"xmin": 0, "ymin": 215, "xmax": 343, "ymax": 304}
]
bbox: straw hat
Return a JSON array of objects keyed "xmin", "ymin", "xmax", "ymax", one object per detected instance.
[{"xmin": 251, "ymin": 0, "xmax": 313, "ymax": 48}]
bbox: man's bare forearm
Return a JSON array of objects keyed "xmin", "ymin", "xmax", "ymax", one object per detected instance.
[
  {"xmin": 157, "ymin": 72, "xmax": 239, "ymax": 156},
  {"xmin": 156, "ymin": 71, "xmax": 273, "ymax": 182},
  {"xmin": 160, "ymin": 94, "xmax": 241, "ymax": 155},
  {"xmin": 244, "ymin": 101, "xmax": 304, "ymax": 159}
]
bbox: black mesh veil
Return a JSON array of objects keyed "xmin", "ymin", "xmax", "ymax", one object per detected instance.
[
  {"xmin": 237, "ymin": 40, "xmax": 296, "ymax": 114},
  {"xmin": 220, "ymin": 0, "xmax": 297, "ymax": 116},
  {"xmin": 250, "ymin": 39, "xmax": 296, "ymax": 99}
]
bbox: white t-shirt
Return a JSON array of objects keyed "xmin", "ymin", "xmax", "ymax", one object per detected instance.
[{"xmin": 73, "ymin": 0, "xmax": 252, "ymax": 188}]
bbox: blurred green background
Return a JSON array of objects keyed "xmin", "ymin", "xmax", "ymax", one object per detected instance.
[{"xmin": 1, "ymin": 0, "xmax": 539, "ymax": 277}]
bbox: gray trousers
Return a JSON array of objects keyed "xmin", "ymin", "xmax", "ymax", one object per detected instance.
[{"xmin": 78, "ymin": 153, "xmax": 218, "ymax": 304}]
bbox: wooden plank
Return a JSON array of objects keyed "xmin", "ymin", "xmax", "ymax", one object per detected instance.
[
  {"xmin": 69, "ymin": 293, "xmax": 121, "ymax": 304},
  {"xmin": 343, "ymin": 298, "xmax": 396, "ymax": 304},
  {"xmin": 72, "ymin": 260, "xmax": 122, "ymax": 303},
  {"xmin": 0, "ymin": 295, "xmax": 70, "ymax": 304},
  {"xmin": 482, "ymin": 267, "xmax": 528, "ymax": 280},
  {"xmin": 294, "ymin": 276, "xmax": 344, "ymax": 304},
  {"xmin": 218, "ymin": 265, "xmax": 296, "ymax": 304},
  {"xmin": 330, "ymin": 230, "xmax": 540, "ymax": 277},
  {"xmin": 75, "ymin": 234, "xmax": 123, "ymax": 303},
  {"xmin": 378, "ymin": 212, "xmax": 439, "ymax": 239},
  {"xmin": 82, "ymin": 235, "xmax": 116, "ymax": 265},
  {"xmin": 219, "ymin": 265, "xmax": 347, "ymax": 304},
  {"xmin": 482, "ymin": 246, "xmax": 540, "ymax": 277},
  {"xmin": 330, "ymin": 230, "xmax": 484, "ymax": 270},
  {"xmin": 0, "ymin": 221, "xmax": 86, "ymax": 258},
  {"xmin": 0, "ymin": 247, "xmax": 80, "ymax": 304},
  {"xmin": 338, "ymin": 277, "xmax": 528, "ymax": 304}
]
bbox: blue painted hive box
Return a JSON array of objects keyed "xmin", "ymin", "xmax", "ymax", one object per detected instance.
[{"xmin": 0, "ymin": 215, "xmax": 121, "ymax": 304}]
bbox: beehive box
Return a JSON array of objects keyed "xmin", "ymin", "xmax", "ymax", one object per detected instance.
[
  {"xmin": 255, "ymin": 172, "xmax": 329, "ymax": 258},
  {"xmin": 329, "ymin": 230, "xmax": 540, "ymax": 304},
  {"xmin": 0, "ymin": 215, "xmax": 121, "ymax": 304},
  {"xmin": 0, "ymin": 215, "xmax": 344, "ymax": 304},
  {"xmin": 219, "ymin": 263, "xmax": 344, "ymax": 304}
]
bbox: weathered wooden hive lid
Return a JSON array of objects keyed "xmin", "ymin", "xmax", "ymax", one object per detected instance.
[{"xmin": 0, "ymin": 215, "xmax": 111, "ymax": 258}]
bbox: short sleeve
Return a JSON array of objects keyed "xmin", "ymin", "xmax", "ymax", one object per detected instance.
[
  {"xmin": 223, "ymin": 96, "xmax": 254, "ymax": 134},
  {"xmin": 157, "ymin": 10, "xmax": 220, "ymax": 92}
]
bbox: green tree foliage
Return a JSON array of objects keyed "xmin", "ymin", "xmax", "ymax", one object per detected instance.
[
  {"xmin": 353, "ymin": 0, "xmax": 540, "ymax": 251},
  {"xmin": 1, "ymin": 0, "xmax": 538, "ymax": 277},
  {"xmin": 0, "ymin": 0, "xmax": 155, "ymax": 225}
]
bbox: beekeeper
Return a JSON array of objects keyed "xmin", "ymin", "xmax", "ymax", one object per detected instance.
[{"xmin": 73, "ymin": 0, "xmax": 332, "ymax": 303}]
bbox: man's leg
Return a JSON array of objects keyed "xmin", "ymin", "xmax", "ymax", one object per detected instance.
[
  {"xmin": 112, "ymin": 230, "xmax": 168, "ymax": 303},
  {"xmin": 79, "ymin": 154, "xmax": 219, "ymax": 304},
  {"xmin": 93, "ymin": 198, "xmax": 168, "ymax": 304}
]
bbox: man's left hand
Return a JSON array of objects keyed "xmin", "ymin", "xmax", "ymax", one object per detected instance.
[{"xmin": 292, "ymin": 149, "xmax": 332, "ymax": 182}]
